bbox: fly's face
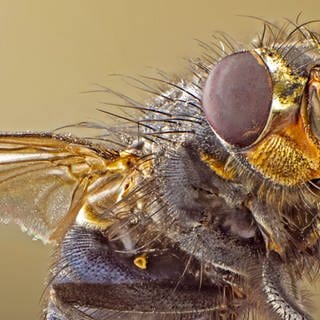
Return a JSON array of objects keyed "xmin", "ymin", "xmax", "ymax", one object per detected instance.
[
  {"xmin": 203, "ymin": 46, "xmax": 319, "ymax": 186},
  {"xmin": 1, "ymin": 20, "xmax": 320, "ymax": 320}
]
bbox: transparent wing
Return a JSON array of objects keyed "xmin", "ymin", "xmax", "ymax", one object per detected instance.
[{"xmin": 0, "ymin": 133, "xmax": 120, "ymax": 243}]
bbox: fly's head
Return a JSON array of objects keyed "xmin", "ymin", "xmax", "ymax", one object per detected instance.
[{"xmin": 202, "ymin": 45, "xmax": 320, "ymax": 185}]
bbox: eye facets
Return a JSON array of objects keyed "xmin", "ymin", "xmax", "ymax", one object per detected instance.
[{"xmin": 202, "ymin": 51, "xmax": 273, "ymax": 148}]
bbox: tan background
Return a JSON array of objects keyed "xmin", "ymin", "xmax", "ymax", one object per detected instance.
[{"xmin": 0, "ymin": 1, "xmax": 319, "ymax": 319}]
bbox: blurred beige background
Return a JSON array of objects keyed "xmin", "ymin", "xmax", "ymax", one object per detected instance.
[{"xmin": 0, "ymin": 1, "xmax": 319, "ymax": 319}]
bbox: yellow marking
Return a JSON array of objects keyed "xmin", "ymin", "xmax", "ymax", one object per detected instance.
[
  {"xmin": 267, "ymin": 238, "xmax": 284, "ymax": 255},
  {"xmin": 200, "ymin": 151, "xmax": 235, "ymax": 180},
  {"xmin": 246, "ymin": 113, "xmax": 320, "ymax": 186},
  {"xmin": 133, "ymin": 255, "xmax": 147, "ymax": 270},
  {"xmin": 104, "ymin": 153, "xmax": 138, "ymax": 171},
  {"xmin": 76, "ymin": 151, "xmax": 153, "ymax": 230},
  {"xmin": 255, "ymin": 48, "xmax": 306, "ymax": 108},
  {"xmin": 306, "ymin": 232, "xmax": 319, "ymax": 248},
  {"xmin": 81, "ymin": 203, "xmax": 114, "ymax": 229}
]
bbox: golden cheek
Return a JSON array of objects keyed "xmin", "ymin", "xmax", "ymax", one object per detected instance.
[
  {"xmin": 200, "ymin": 151, "xmax": 236, "ymax": 181},
  {"xmin": 245, "ymin": 129, "xmax": 320, "ymax": 186}
]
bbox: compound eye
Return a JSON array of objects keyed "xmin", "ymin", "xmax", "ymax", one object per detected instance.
[{"xmin": 202, "ymin": 51, "xmax": 273, "ymax": 148}]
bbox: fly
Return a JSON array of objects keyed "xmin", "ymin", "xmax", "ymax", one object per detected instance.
[{"xmin": 1, "ymin": 18, "xmax": 320, "ymax": 320}]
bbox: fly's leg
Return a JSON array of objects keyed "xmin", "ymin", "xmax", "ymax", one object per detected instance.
[
  {"xmin": 172, "ymin": 226, "xmax": 258, "ymax": 278},
  {"xmin": 262, "ymin": 252, "xmax": 312, "ymax": 320},
  {"xmin": 171, "ymin": 226, "xmax": 259, "ymax": 318}
]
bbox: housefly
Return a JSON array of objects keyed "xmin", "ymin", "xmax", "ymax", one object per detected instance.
[{"xmin": 1, "ymin": 18, "xmax": 320, "ymax": 320}]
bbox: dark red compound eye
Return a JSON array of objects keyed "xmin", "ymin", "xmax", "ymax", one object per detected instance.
[{"xmin": 202, "ymin": 51, "xmax": 273, "ymax": 148}]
